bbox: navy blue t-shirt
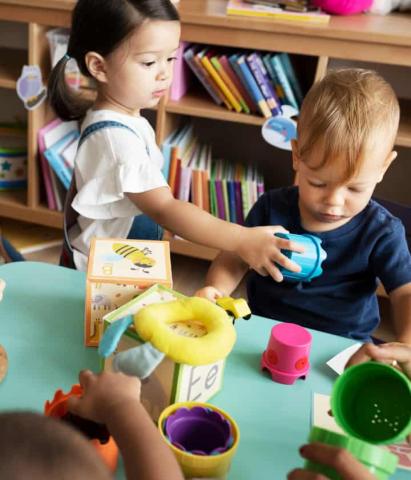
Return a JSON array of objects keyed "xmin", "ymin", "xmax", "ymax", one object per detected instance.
[{"xmin": 245, "ymin": 187, "xmax": 411, "ymax": 340}]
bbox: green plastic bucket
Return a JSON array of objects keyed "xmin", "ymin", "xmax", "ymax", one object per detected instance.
[
  {"xmin": 331, "ymin": 362, "xmax": 411, "ymax": 445},
  {"xmin": 305, "ymin": 427, "xmax": 398, "ymax": 480}
]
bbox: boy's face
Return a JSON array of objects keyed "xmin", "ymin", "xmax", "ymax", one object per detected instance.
[{"xmin": 292, "ymin": 139, "xmax": 396, "ymax": 232}]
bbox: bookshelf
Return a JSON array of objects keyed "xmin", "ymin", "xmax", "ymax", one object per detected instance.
[{"xmin": 0, "ymin": 0, "xmax": 410, "ymax": 260}]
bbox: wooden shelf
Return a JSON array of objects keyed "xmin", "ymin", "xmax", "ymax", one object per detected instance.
[
  {"xmin": 398, "ymin": 99, "xmax": 411, "ymax": 148},
  {"xmin": 0, "ymin": 47, "xmax": 26, "ymax": 89},
  {"xmin": 0, "ymin": 191, "xmax": 62, "ymax": 227},
  {"xmin": 166, "ymin": 89, "xmax": 264, "ymax": 126}
]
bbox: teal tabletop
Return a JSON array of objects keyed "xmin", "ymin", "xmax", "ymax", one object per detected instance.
[{"xmin": 0, "ymin": 262, "xmax": 408, "ymax": 479}]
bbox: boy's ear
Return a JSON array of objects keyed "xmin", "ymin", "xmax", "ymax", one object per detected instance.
[
  {"xmin": 378, "ymin": 150, "xmax": 397, "ymax": 182},
  {"xmin": 85, "ymin": 52, "xmax": 108, "ymax": 83},
  {"xmin": 291, "ymin": 139, "xmax": 300, "ymax": 171}
]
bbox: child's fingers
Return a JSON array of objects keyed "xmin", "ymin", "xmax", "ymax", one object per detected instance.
[
  {"xmin": 262, "ymin": 262, "xmax": 284, "ymax": 282},
  {"xmin": 287, "ymin": 469, "xmax": 328, "ymax": 480},
  {"xmin": 78, "ymin": 369, "xmax": 95, "ymax": 390},
  {"xmin": 273, "ymin": 252, "xmax": 301, "ymax": 273},
  {"xmin": 276, "ymin": 237, "xmax": 305, "ymax": 254},
  {"xmin": 345, "ymin": 344, "xmax": 371, "ymax": 369}
]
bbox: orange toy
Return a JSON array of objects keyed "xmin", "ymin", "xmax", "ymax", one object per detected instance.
[{"xmin": 44, "ymin": 384, "xmax": 119, "ymax": 472}]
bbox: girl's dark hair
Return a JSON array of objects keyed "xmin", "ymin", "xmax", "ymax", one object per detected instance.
[{"xmin": 48, "ymin": 0, "xmax": 179, "ymax": 121}]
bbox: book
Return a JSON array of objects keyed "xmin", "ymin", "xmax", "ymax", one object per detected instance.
[
  {"xmin": 210, "ymin": 56, "xmax": 250, "ymax": 114},
  {"xmin": 201, "ymin": 50, "xmax": 242, "ymax": 112},
  {"xmin": 279, "ymin": 52, "xmax": 304, "ymax": 104},
  {"xmin": 44, "ymin": 130, "xmax": 79, "ymax": 189},
  {"xmin": 246, "ymin": 52, "xmax": 281, "ymax": 116},
  {"xmin": 226, "ymin": 0, "xmax": 330, "ymax": 24},
  {"xmin": 270, "ymin": 53, "xmax": 299, "ymax": 110},
  {"xmin": 184, "ymin": 46, "xmax": 223, "ymax": 106},
  {"xmin": 219, "ymin": 54, "xmax": 257, "ymax": 113},
  {"xmin": 195, "ymin": 48, "xmax": 232, "ymax": 109},
  {"xmin": 235, "ymin": 54, "xmax": 271, "ymax": 118},
  {"xmin": 262, "ymin": 53, "xmax": 286, "ymax": 102},
  {"xmin": 169, "ymin": 41, "xmax": 191, "ymax": 101}
]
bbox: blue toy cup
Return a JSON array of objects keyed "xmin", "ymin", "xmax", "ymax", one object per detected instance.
[{"xmin": 276, "ymin": 233, "xmax": 327, "ymax": 282}]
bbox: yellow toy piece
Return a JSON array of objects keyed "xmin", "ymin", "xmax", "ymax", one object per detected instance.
[
  {"xmin": 134, "ymin": 297, "xmax": 236, "ymax": 365},
  {"xmin": 216, "ymin": 297, "xmax": 251, "ymax": 320}
]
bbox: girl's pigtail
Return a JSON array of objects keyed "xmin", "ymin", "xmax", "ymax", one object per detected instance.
[{"xmin": 48, "ymin": 55, "xmax": 92, "ymax": 121}]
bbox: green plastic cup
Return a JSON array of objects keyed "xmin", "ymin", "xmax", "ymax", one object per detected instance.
[
  {"xmin": 305, "ymin": 427, "xmax": 398, "ymax": 480},
  {"xmin": 331, "ymin": 362, "xmax": 411, "ymax": 445}
]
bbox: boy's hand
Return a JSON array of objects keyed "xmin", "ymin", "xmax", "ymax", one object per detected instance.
[
  {"xmin": 67, "ymin": 370, "xmax": 141, "ymax": 424},
  {"xmin": 195, "ymin": 286, "xmax": 223, "ymax": 302},
  {"xmin": 346, "ymin": 342, "xmax": 411, "ymax": 378},
  {"xmin": 288, "ymin": 443, "xmax": 375, "ymax": 480},
  {"xmin": 235, "ymin": 226, "xmax": 303, "ymax": 282}
]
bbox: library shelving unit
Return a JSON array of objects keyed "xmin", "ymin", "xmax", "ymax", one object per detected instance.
[{"xmin": 0, "ymin": 0, "xmax": 410, "ymax": 260}]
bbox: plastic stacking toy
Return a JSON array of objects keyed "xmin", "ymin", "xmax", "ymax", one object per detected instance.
[
  {"xmin": 164, "ymin": 405, "xmax": 234, "ymax": 455},
  {"xmin": 158, "ymin": 402, "xmax": 240, "ymax": 479},
  {"xmin": 306, "ymin": 426, "xmax": 398, "ymax": 480},
  {"xmin": 44, "ymin": 385, "xmax": 119, "ymax": 472},
  {"xmin": 261, "ymin": 322, "xmax": 312, "ymax": 385},
  {"xmin": 275, "ymin": 232, "xmax": 327, "ymax": 281},
  {"xmin": 331, "ymin": 362, "xmax": 411, "ymax": 445}
]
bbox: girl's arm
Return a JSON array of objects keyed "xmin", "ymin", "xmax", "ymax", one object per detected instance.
[
  {"xmin": 127, "ymin": 187, "xmax": 302, "ymax": 282},
  {"xmin": 196, "ymin": 251, "xmax": 248, "ymax": 301}
]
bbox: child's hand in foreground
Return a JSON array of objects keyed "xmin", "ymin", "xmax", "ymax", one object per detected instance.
[
  {"xmin": 346, "ymin": 342, "xmax": 411, "ymax": 378},
  {"xmin": 235, "ymin": 226, "xmax": 303, "ymax": 282},
  {"xmin": 195, "ymin": 286, "xmax": 223, "ymax": 302},
  {"xmin": 67, "ymin": 370, "xmax": 141, "ymax": 425}
]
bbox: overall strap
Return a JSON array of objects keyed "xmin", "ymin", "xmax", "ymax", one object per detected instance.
[{"xmin": 78, "ymin": 120, "xmax": 139, "ymax": 149}]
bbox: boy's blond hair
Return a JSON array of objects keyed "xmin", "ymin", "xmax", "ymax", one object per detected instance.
[{"xmin": 296, "ymin": 68, "xmax": 400, "ymax": 181}]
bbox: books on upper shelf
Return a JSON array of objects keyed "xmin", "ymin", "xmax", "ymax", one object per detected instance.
[
  {"xmin": 183, "ymin": 44, "xmax": 303, "ymax": 119},
  {"xmin": 226, "ymin": 0, "xmax": 331, "ymax": 23},
  {"xmin": 162, "ymin": 123, "xmax": 264, "ymax": 226},
  {"xmin": 0, "ymin": 218, "xmax": 62, "ymax": 254}
]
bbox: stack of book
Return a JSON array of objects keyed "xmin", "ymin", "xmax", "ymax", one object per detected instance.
[
  {"xmin": 226, "ymin": 0, "xmax": 330, "ymax": 23},
  {"xmin": 182, "ymin": 44, "xmax": 303, "ymax": 118},
  {"xmin": 38, "ymin": 119, "xmax": 79, "ymax": 211},
  {"xmin": 162, "ymin": 123, "xmax": 264, "ymax": 224}
]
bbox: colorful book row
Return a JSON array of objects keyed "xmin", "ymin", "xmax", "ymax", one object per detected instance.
[
  {"xmin": 162, "ymin": 124, "xmax": 264, "ymax": 224},
  {"xmin": 180, "ymin": 44, "xmax": 303, "ymax": 118}
]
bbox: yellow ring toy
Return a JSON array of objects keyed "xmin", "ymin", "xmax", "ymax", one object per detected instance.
[{"xmin": 134, "ymin": 297, "xmax": 236, "ymax": 365}]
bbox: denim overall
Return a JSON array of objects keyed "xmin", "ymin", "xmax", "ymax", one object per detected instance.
[{"xmin": 59, "ymin": 120, "xmax": 163, "ymax": 269}]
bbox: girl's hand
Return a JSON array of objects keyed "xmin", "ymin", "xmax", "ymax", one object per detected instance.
[
  {"xmin": 195, "ymin": 286, "xmax": 223, "ymax": 302},
  {"xmin": 288, "ymin": 443, "xmax": 375, "ymax": 480},
  {"xmin": 67, "ymin": 370, "xmax": 141, "ymax": 425},
  {"xmin": 236, "ymin": 226, "xmax": 303, "ymax": 282}
]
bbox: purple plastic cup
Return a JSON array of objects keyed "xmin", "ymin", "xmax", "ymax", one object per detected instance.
[{"xmin": 164, "ymin": 406, "xmax": 233, "ymax": 455}]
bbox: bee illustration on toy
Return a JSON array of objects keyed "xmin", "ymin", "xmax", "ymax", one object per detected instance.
[{"xmin": 112, "ymin": 242, "xmax": 155, "ymax": 273}]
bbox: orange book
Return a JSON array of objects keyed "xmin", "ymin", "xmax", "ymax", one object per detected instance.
[
  {"xmin": 191, "ymin": 169, "xmax": 203, "ymax": 209},
  {"xmin": 194, "ymin": 52, "xmax": 232, "ymax": 110},
  {"xmin": 168, "ymin": 146, "xmax": 179, "ymax": 196},
  {"xmin": 201, "ymin": 170, "xmax": 210, "ymax": 213}
]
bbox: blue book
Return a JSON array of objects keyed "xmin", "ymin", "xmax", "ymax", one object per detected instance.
[
  {"xmin": 233, "ymin": 54, "xmax": 271, "ymax": 118},
  {"xmin": 227, "ymin": 54, "xmax": 258, "ymax": 112},
  {"xmin": 270, "ymin": 54, "xmax": 299, "ymax": 111},
  {"xmin": 161, "ymin": 127, "xmax": 182, "ymax": 181},
  {"xmin": 44, "ymin": 130, "xmax": 79, "ymax": 189},
  {"xmin": 280, "ymin": 53, "xmax": 303, "ymax": 104},
  {"xmin": 247, "ymin": 52, "xmax": 281, "ymax": 116}
]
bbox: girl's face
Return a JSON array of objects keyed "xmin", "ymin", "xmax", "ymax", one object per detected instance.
[{"xmin": 99, "ymin": 19, "xmax": 180, "ymax": 114}]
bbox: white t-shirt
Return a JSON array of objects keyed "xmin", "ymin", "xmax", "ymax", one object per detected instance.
[{"xmin": 69, "ymin": 109, "xmax": 168, "ymax": 271}]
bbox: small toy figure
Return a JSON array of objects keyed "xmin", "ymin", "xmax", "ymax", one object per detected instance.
[{"xmin": 216, "ymin": 297, "xmax": 251, "ymax": 321}]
